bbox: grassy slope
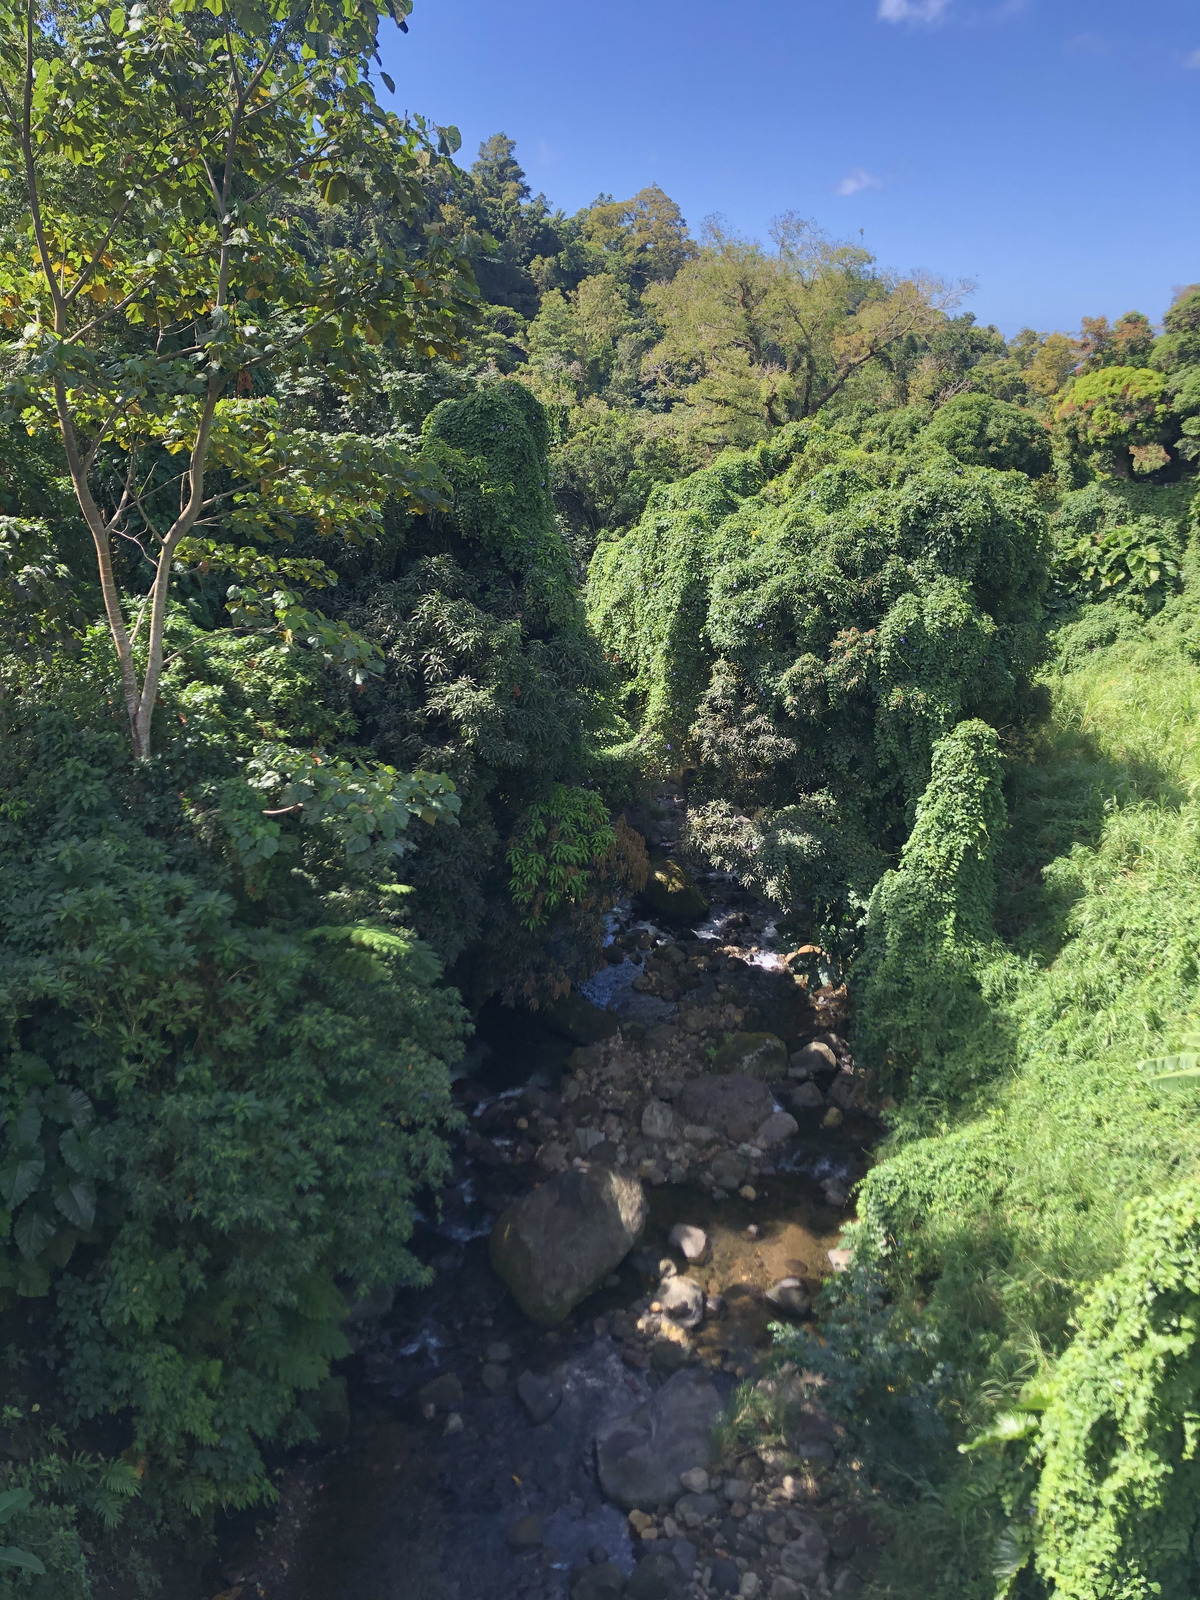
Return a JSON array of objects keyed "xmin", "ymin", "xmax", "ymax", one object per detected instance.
[{"xmin": 839, "ymin": 560, "xmax": 1200, "ymax": 1592}]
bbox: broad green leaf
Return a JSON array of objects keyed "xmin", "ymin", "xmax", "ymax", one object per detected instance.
[
  {"xmin": 13, "ymin": 1208, "xmax": 55, "ymax": 1260},
  {"xmin": 0, "ymin": 1490, "xmax": 33, "ymax": 1525},
  {"xmin": 53, "ymin": 1175, "xmax": 95, "ymax": 1229},
  {"xmin": 0, "ymin": 1156, "xmax": 44, "ymax": 1208},
  {"xmin": 0, "ymin": 1547, "xmax": 46, "ymax": 1574}
]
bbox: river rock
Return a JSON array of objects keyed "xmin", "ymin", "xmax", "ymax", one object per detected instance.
[
  {"xmin": 627, "ymin": 1550, "xmax": 689, "ymax": 1600},
  {"xmin": 417, "ymin": 1372, "xmax": 462, "ymax": 1410},
  {"xmin": 710, "ymin": 1150, "xmax": 749, "ymax": 1191},
  {"xmin": 711, "ymin": 1557, "xmax": 742, "ymax": 1595},
  {"xmin": 490, "ymin": 1166, "xmax": 648, "ymax": 1326},
  {"xmin": 765, "ymin": 1278, "xmax": 811, "ymax": 1318},
  {"xmin": 754, "ymin": 1111, "xmax": 799, "ymax": 1148},
  {"xmin": 657, "ymin": 1274, "xmax": 705, "ymax": 1329},
  {"xmin": 679, "ymin": 1467, "xmax": 709, "ymax": 1494},
  {"xmin": 517, "ymin": 1368, "xmax": 564, "ymax": 1424},
  {"xmin": 827, "ymin": 1072, "xmax": 859, "ymax": 1111},
  {"xmin": 769, "ymin": 1580, "xmax": 804, "ymax": 1600},
  {"xmin": 545, "ymin": 990, "xmax": 620, "ymax": 1045},
  {"xmin": 676, "ymin": 1075, "xmax": 776, "ymax": 1143},
  {"xmin": 570, "ymin": 1563, "xmax": 626, "ymax": 1600},
  {"xmin": 668, "ymin": 1223, "xmax": 708, "ymax": 1263},
  {"xmin": 790, "ymin": 1081, "xmax": 824, "ymax": 1113},
  {"xmin": 711, "ymin": 1032, "xmax": 789, "ymax": 1080},
  {"xmin": 595, "ymin": 1368, "xmax": 722, "ymax": 1509},
  {"xmin": 507, "ymin": 1513, "xmax": 544, "ymax": 1550},
  {"xmin": 778, "ymin": 1516, "xmax": 829, "ymax": 1583},
  {"xmin": 639, "ymin": 858, "xmax": 709, "ymax": 923},
  {"xmin": 791, "ymin": 1041, "xmax": 836, "ymax": 1076},
  {"xmin": 642, "ymin": 1099, "xmax": 677, "ymax": 1140}
]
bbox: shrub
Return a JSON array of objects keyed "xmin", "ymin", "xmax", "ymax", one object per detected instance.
[{"xmin": 922, "ymin": 392, "xmax": 1053, "ymax": 478}]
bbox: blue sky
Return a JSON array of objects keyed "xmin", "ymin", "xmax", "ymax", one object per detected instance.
[{"xmin": 380, "ymin": 0, "xmax": 1199, "ymax": 337}]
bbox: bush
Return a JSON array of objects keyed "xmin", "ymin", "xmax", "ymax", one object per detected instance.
[
  {"xmin": 922, "ymin": 392, "xmax": 1053, "ymax": 478},
  {"xmin": 0, "ymin": 704, "xmax": 465, "ymax": 1519}
]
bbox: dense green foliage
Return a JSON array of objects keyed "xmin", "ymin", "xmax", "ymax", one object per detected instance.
[
  {"xmin": 3, "ymin": 3, "xmax": 1200, "ymax": 1588},
  {"xmin": 587, "ymin": 416, "xmax": 1051, "ymax": 935}
]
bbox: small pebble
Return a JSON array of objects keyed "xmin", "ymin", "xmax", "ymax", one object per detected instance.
[
  {"xmin": 739, "ymin": 1185, "xmax": 758, "ymax": 1202},
  {"xmin": 443, "ymin": 1412, "xmax": 463, "ymax": 1436}
]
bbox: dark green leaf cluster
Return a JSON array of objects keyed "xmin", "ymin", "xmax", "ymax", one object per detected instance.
[
  {"xmin": 589, "ymin": 420, "xmax": 1049, "ymax": 911},
  {"xmin": 0, "ymin": 707, "xmax": 465, "ymax": 1517}
]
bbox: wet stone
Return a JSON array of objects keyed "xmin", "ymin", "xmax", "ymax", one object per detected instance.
[
  {"xmin": 418, "ymin": 1372, "xmax": 463, "ymax": 1410},
  {"xmin": 508, "ymin": 1514, "xmax": 544, "ymax": 1551},
  {"xmin": 627, "ymin": 1549, "xmax": 688, "ymax": 1600},
  {"xmin": 517, "ymin": 1369, "xmax": 564, "ymax": 1425},
  {"xmin": 711, "ymin": 1556, "xmax": 742, "ymax": 1594},
  {"xmin": 570, "ymin": 1562, "xmax": 626, "ymax": 1599}
]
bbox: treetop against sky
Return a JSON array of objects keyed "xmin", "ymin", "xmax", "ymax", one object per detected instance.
[{"xmin": 384, "ymin": 0, "xmax": 1200, "ymax": 336}]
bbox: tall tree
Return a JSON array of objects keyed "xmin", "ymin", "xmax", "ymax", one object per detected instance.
[
  {"xmin": 643, "ymin": 217, "xmax": 951, "ymax": 447},
  {"xmin": 0, "ymin": 0, "xmax": 474, "ymax": 758}
]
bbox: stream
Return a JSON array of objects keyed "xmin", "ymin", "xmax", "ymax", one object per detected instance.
[{"xmin": 210, "ymin": 832, "xmax": 880, "ymax": 1600}]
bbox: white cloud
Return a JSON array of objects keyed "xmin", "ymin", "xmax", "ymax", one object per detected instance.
[
  {"xmin": 836, "ymin": 167, "xmax": 883, "ymax": 197},
  {"xmin": 1185, "ymin": 47, "xmax": 1200, "ymax": 68},
  {"xmin": 878, "ymin": 0, "xmax": 952, "ymax": 22}
]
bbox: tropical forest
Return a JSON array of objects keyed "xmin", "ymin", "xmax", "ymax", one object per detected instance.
[{"xmin": 0, "ymin": 0, "xmax": 1197, "ymax": 1597}]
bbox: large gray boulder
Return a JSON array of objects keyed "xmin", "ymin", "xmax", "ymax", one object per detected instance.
[
  {"xmin": 595, "ymin": 1368, "xmax": 722, "ymax": 1509},
  {"xmin": 676, "ymin": 1075, "xmax": 776, "ymax": 1143},
  {"xmin": 490, "ymin": 1166, "xmax": 648, "ymax": 1326}
]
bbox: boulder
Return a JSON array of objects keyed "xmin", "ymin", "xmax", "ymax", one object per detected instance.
[
  {"xmin": 490, "ymin": 1167, "xmax": 648, "ymax": 1326},
  {"xmin": 642, "ymin": 1099, "xmax": 678, "ymax": 1140},
  {"xmin": 710, "ymin": 1150, "xmax": 749, "ymax": 1191},
  {"xmin": 711, "ymin": 1032, "xmax": 789, "ymax": 1080},
  {"xmin": 765, "ymin": 1278, "xmax": 811, "ymax": 1319},
  {"xmin": 754, "ymin": 1111, "xmax": 798, "ymax": 1148},
  {"xmin": 790, "ymin": 1041, "xmax": 836, "ymax": 1077},
  {"xmin": 778, "ymin": 1517, "xmax": 829, "ymax": 1584},
  {"xmin": 827, "ymin": 1072, "xmax": 859, "ymax": 1112},
  {"xmin": 668, "ymin": 1224, "xmax": 708, "ymax": 1264},
  {"xmin": 676, "ymin": 1075, "xmax": 776, "ymax": 1143},
  {"xmin": 639, "ymin": 859, "xmax": 709, "ymax": 923},
  {"xmin": 545, "ymin": 990, "xmax": 620, "ymax": 1045},
  {"xmin": 789, "ymin": 1082, "xmax": 824, "ymax": 1114},
  {"xmin": 595, "ymin": 1368, "xmax": 722, "ymax": 1509}
]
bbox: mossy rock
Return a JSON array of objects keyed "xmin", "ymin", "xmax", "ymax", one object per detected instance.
[
  {"xmin": 544, "ymin": 990, "xmax": 620, "ymax": 1045},
  {"xmin": 639, "ymin": 858, "xmax": 709, "ymax": 923},
  {"xmin": 710, "ymin": 1031, "xmax": 788, "ymax": 1080}
]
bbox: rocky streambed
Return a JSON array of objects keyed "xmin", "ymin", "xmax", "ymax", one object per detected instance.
[{"xmin": 222, "ymin": 860, "xmax": 882, "ymax": 1600}]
